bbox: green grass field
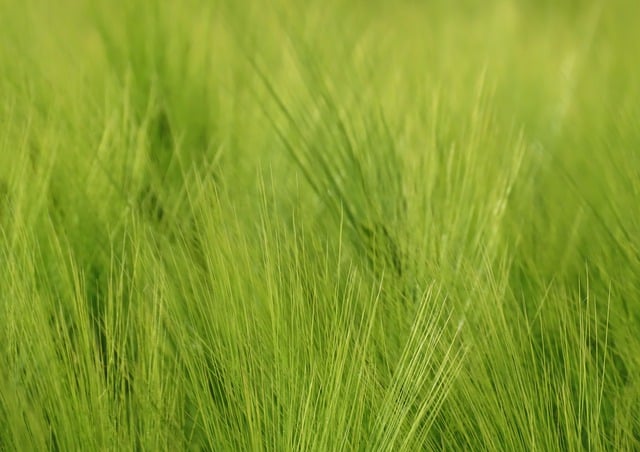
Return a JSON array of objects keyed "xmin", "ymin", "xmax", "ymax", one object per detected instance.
[{"xmin": 1, "ymin": 0, "xmax": 639, "ymax": 449}]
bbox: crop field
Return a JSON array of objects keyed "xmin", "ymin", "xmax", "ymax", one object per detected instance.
[{"xmin": 1, "ymin": 0, "xmax": 639, "ymax": 450}]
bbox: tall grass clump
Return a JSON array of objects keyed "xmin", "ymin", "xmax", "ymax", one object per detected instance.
[{"xmin": 1, "ymin": 0, "xmax": 639, "ymax": 449}]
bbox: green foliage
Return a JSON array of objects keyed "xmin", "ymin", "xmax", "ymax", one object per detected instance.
[{"xmin": 1, "ymin": 0, "xmax": 639, "ymax": 449}]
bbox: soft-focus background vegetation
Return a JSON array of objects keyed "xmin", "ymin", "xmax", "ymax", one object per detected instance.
[{"xmin": 1, "ymin": 0, "xmax": 639, "ymax": 449}]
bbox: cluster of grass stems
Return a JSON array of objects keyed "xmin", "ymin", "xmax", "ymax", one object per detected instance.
[{"xmin": 1, "ymin": 0, "xmax": 639, "ymax": 450}]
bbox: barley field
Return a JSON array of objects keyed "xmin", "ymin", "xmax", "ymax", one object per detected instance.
[{"xmin": 1, "ymin": 0, "xmax": 639, "ymax": 450}]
